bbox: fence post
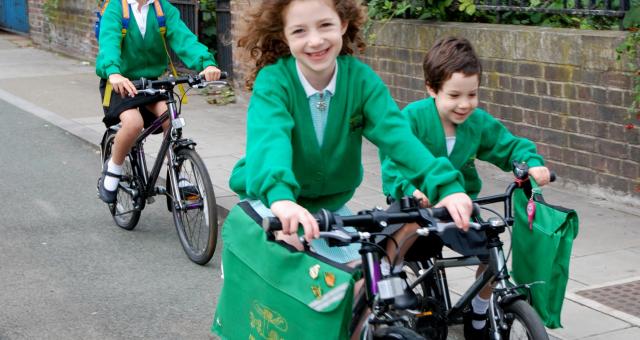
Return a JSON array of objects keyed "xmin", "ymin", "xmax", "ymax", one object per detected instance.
[{"xmin": 216, "ymin": 0, "xmax": 233, "ymax": 78}]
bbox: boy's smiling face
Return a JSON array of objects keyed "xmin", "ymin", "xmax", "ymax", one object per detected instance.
[
  {"xmin": 283, "ymin": 0, "xmax": 347, "ymax": 89},
  {"xmin": 428, "ymin": 72, "xmax": 479, "ymax": 133}
]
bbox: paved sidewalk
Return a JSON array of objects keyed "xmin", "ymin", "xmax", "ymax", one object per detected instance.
[{"xmin": 1, "ymin": 31, "xmax": 639, "ymax": 339}]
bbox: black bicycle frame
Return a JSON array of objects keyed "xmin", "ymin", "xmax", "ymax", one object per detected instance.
[
  {"xmin": 128, "ymin": 91, "xmax": 183, "ymax": 200},
  {"xmin": 408, "ymin": 180, "xmax": 527, "ymax": 325}
]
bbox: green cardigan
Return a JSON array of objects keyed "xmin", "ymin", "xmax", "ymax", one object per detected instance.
[
  {"xmin": 229, "ymin": 56, "xmax": 466, "ymax": 212},
  {"xmin": 381, "ymin": 97, "xmax": 544, "ymax": 200},
  {"xmin": 95, "ymin": 0, "xmax": 216, "ymax": 79}
]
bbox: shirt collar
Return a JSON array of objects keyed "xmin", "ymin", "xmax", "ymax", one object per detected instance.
[
  {"xmin": 295, "ymin": 61, "xmax": 338, "ymax": 98},
  {"xmin": 127, "ymin": 0, "xmax": 155, "ymax": 7}
]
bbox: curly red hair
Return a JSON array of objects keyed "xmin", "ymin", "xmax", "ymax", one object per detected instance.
[{"xmin": 237, "ymin": 0, "xmax": 368, "ymax": 90}]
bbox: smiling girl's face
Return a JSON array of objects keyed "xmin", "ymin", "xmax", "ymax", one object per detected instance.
[{"xmin": 283, "ymin": 0, "xmax": 347, "ymax": 89}]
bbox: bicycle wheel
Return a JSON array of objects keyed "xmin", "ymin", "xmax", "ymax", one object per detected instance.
[
  {"xmin": 498, "ymin": 300, "xmax": 548, "ymax": 340},
  {"xmin": 102, "ymin": 131, "xmax": 142, "ymax": 230},
  {"xmin": 170, "ymin": 148, "xmax": 218, "ymax": 265},
  {"xmin": 403, "ymin": 261, "xmax": 448, "ymax": 340},
  {"xmin": 372, "ymin": 326, "xmax": 425, "ymax": 340}
]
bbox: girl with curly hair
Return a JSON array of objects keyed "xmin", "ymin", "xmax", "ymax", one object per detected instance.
[{"xmin": 228, "ymin": 0, "xmax": 474, "ymax": 261}]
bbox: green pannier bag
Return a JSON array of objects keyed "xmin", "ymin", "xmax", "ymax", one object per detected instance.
[
  {"xmin": 212, "ymin": 202, "xmax": 358, "ymax": 340},
  {"xmin": 512, "ymin": 179, "xmax": 579, "ymax": 329}
]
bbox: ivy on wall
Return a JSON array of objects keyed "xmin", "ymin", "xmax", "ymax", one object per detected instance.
[
  {"xmin": 616, "ymin": 1, "xmax": 640, "ymax": 129},
  {"xmin": 43, "ymin": 0, "xmax": 61, "ymax": 22}
]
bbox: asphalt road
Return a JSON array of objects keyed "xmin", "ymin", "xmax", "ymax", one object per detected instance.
[{"xmin": 0, "ymin": 99, "xmax": 222, "ymax": 339}]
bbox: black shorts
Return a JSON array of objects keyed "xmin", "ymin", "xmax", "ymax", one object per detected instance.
[
  {"xmin": 99, "ymin": 78, "xmax": 167, "ymax": 130},
  {"xmin": 380, "ymin": 201, "xmax": 490, "ymax": 262}
]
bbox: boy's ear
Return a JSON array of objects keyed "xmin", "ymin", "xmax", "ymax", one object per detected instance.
[{"xmin": 426, "ymin": 85, "xmax": 437, "ymax": 98}]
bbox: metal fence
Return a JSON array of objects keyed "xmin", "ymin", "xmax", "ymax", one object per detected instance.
[
  {"xmin": 475, "ymin": 0, "xmax": 631, "ymax": 20},
  {"xmin": 168, "ymin": 0, "xmax": 199, "ymax": 70}
]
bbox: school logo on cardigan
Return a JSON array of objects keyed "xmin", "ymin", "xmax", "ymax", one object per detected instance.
[
  {"xmin": 249, "ymin": 300, "xmax": 288, "ymax": 340},
  {"xmin": 462, "ymin": 156, "xmax": 477, "ymax": 169},
  {"xmin": 349, "ymin": 113, "xmax": 364, "ymax": 132}
]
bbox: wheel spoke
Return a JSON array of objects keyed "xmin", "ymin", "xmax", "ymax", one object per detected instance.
[{"xmin": 171, "ymin": 149, "xmax": 217, "ymax": 264}]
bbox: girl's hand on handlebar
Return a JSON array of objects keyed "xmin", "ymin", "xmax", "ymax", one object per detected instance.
[
  {"xmin": 108, "ymin": 73, "xmax": 137, "ymax": 98},
  {"xmin": 434, "ymin": 192, "xmax": 473, "ymax": 231},
  {"xmin": 270, "ymin": 200, "xmax": 319, "ymax": 242},
  {"xmin": 412, "ymin": 189, "xmax": 431, "ymax": 208},
  {"xmin": 200, "ymin": 65, "xmax": 222, "ymax": 81},
  {"xmin": 529, "ymin": 166, "xmax": 551, "ymax": 186}
]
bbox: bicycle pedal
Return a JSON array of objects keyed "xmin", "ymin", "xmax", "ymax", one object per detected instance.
[{"xmin": 155, "ymin": 186, "xmax": 167, "ymax": 195}]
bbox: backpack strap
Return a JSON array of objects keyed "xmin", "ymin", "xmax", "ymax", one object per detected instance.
[
  {"xmin": 153, "ymin": 0, "xmax": 188, "ymax": 104},
  {"xmin": 102, "ymin": 0, "xmax": 131, "ymax": 108},
  {"xmin": 120, "ymin": 0, "xmax": 130, "ymax": 39}
]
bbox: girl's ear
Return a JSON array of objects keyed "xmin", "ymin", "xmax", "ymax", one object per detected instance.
[
  {"xmin": 426, "ymin": 85, "xmax": 437, "ymax": 98},
  {"xmin": 341, "ymin": 20, "xmax": 348, "ymax": 35}
]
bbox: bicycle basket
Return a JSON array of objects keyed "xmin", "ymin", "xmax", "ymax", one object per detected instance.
[{"xmin": 212, "ymin": 202, "xmax": 357, "ymax": 340}]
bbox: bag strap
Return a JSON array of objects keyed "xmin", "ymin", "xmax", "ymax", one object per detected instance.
[
  {"xmin": 101, "ymin": 0, "xmax": 130, "ymax": 108},
  {"xmin": 154, "ymin": 0, "xmax": 188, "ymax": 104},
  {"xmin": 120, "ymin": 0, "xmax": 130, "ymax": 39}
]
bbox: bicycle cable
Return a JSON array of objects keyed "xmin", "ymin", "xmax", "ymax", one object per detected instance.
[{"xmin": 479, "ymin": 206, "xmax": 512, "ymax": 272}]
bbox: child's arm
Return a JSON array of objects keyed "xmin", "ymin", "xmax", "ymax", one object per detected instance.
[
  {"xmin": 163, "ymin": 0, "xmax": 217, "ymax": 72},
  {"xmin": 243, "ymin": 70, "xmax": 301, "ymax": 209},
  {"xmin": 476, "ymin": 110, "xmax": 545, "ymax": 172},
  {"xmin": 95, "ymin": 1, "xmax": 125, "ymax": 79}
]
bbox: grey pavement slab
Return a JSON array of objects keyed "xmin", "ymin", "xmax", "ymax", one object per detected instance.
[{"xmin": 1, "ymin": 31, "xmax": 639, "ymax": 339}]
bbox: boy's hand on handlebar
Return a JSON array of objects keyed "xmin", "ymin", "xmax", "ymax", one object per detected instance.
[
  {"xmin": 434, "ymin": 192, "xmax": 473, "ymax": 231},
  {"xmin": 270, "ymin": 200, "xmax": 319, "ymax": 242},
  {"xmin": 529, "ymin": 166, "xmax": 551, "ymax": 186},
  {"xmin": 108, "ymin": 74, "xmax": 137, "ymax": 98},
  {"xmin": 200, "ymin": 66, "xmax": 222, "ymax": 81},
  {"xmin": 412, "ymin": 189, "xmax": 431, "ymax": 208}
]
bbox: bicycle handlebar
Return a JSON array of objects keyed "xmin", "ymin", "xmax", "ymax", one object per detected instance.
[
  {"xmin": 262, "ymin": 203, "xmax": 481, "ymax": 234},
  {"xmin": 132, "ymin": 71, "xmax": 229, "ymax": 91}
]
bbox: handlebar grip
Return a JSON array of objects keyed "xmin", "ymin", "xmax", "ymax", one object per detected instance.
[
  {"xmin": 550, "ymin": 171, "xmax": 557, "ymax": 182},
  {"xmin": 219, "ymin": 71, "xmax": 228, "ymax": 79},
  {"xmin": 426, "ymin": 203, "xmax": 481, "ymax": 221},
  {"xmin": 262, "ymin": 217, "xmax": 282, "ymax": 232}
]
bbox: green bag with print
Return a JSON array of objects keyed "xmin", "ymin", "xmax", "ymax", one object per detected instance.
[
  {"xmin": 212, "ymin": 202, "xmax": 357, "ymax": 340},
  {"xmin": 512, "ymin": 179, "xmax": 579, "ymax": 329}
]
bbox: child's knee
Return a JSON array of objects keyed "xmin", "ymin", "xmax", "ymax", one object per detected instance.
[{"xmin": 119, "ymin": 110, "xmax": 144, "ymax": 130}]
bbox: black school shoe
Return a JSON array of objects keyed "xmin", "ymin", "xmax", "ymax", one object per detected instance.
[
  {"xmin": 97, "ymin": 162, "xmax": 121, "ymax": 204},
  {"xmin": 463, "ymin": 309, "xmax": 490, "ymax": 340}
]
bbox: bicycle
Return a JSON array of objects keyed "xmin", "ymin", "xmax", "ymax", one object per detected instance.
[
  {"xmin": 263, "ymin": 202, "xmax": 490, "ymax": 339},
  {"xmin": 398, "ymin": 162, "xmax": 554, "ymax": 340},
  {"xmin": 99, "ymin": 73, "xmax": 228, "ymax": 265}
]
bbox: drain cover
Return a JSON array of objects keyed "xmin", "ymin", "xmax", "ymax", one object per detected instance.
[{"xmin": 575, "ymin": 280, "xmax": 640, "ymax": 317}]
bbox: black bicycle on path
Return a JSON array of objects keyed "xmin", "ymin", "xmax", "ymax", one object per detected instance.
[
  {"xmin": 400, "ymin": 162, "xmax": 553, "ymax": 340},
  {"xmin": 99, "ymin": 73, "xmax": 227, "ymax": 265}
]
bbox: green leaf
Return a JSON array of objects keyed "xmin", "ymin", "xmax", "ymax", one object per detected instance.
[
  {"xmin": 466, "ymin": 4, "xmax": 476, "ymax": 15},
  {"xmin": 204, "ymin": 26, "xmax": 216, "ymax": 36},
  {"xmin": 623, "ymin": 7, "xmax": 640, "ymax": 29}
]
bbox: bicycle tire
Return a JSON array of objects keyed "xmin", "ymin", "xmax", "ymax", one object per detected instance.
[
  {"xmin": 499, "ymin": 300, "xmax": 548, "ymax": 340},
  {"xmin": 170, "ymin": 148, "xmax": 218, "ymax": 265},
  {"xmin": 102, "ymin": 131, "xmax": 142, "ymax": 230},
  {"xmin": 373, "ymin": 325, "xmax": 427, "ymax": 340}
]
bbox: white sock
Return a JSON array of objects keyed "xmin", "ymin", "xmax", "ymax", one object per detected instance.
[
  {"xmin": 380, "ymin": 258, "xmax": 391, "ymax": 276},
  {"xmin": 471, "ymin": 295, "xmax": 490, "ymax": 329},
  {"xmin": 104, "ymin": 159, "xmax": 123, "ymax": 191},
  {"xmin": 178, "ymin": 176, "xmax": 190, "ymax": 187}
]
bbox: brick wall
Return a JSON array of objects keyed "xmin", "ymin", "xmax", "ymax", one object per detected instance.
[{"xmin": 28, "ymin": 0, "xmax": 98, "ymax": 59}]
